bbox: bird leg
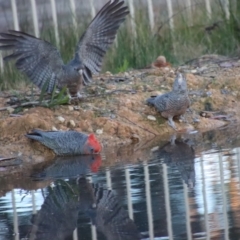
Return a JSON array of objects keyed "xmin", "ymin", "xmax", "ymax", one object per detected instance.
[
  {"xmin": 169, "ymin": 134, "xmax": 177, "ymax": 145},
  {"xmin": 167, "ymin": 117, "xmax": 178, "ymax": 131},
  {"xmin": 69, "ymin": 91, "xmax": 85, "ymax": 104},
  {"xmin": 77, "ymin": 91, "xmax": 84, "ymax": 99}
]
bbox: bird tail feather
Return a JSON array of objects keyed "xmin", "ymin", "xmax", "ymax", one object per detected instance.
[{"xmin": 146, "ymin": 97, "xmax": 156, "ymax": 106}]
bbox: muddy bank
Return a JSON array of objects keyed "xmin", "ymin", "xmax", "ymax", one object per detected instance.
[
  {"xmin": 0, "ymin": 55, "xmax": 240, "ymax": 171},
  {"xmin": 0, "ymin": 123, "xmax": 240, "ymax": 192}
]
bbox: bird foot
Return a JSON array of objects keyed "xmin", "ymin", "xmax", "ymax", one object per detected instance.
[{"xmin": 69, "ymin": 92, "xmax": 85, "ymax": 104}]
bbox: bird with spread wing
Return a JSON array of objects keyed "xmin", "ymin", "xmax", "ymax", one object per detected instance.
[{"xmin": 0, "ymin": 0, "xmax": 129, "ymax": 98}]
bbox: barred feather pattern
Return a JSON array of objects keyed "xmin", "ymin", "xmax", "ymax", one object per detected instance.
[
  {"xmin": 30, "ymin": 184, "xmax": 79, "ymax": 240},
  {"xmin": 26, "ymin": 129, "xmax": 89, "ymax": 156},
  {"xmin": 0, "ymin": 0, "xmax": 129, "ymax": 96},
  {"xmin": 73, "ymin": 0, "xmax": 129, "ymax": 85},
  {"xmin": 77, "ymin": 178, "xmax": 141, "ymax": 240},
  {"xmin": 0, "ymin": 31, "xmax": 63, "ymax": 93},
  {"xmin": 147, "ymin": 73, "xmax": 190, "ymax": 119}
]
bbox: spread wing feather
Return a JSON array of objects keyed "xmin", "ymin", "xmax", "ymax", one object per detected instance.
[
  {"xmin": 0, "ymin": 30, "xmax": 64, "ymax": 93},
  {"xmin": 74, "ymin": 0, "xmax": 129, "ymax": 85}
]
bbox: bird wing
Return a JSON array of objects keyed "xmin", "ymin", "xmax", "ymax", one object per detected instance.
[
  {"xmin": 0, "ymin": 30, "xmax": 64, "ymax": 93},
  {"xmin": 74, "ymin": 0, "xmax": 129, "ymax": 85},
  {"xmin": 154, "ymin": 93, "xmax": 171, "ymax": 112}
]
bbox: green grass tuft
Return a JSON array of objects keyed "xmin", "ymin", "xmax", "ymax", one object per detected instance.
[{"xmin": 0, "ymin": 1, "xmax": 240, "ymax": 90}]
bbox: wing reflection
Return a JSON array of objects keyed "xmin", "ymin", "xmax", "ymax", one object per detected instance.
[
  {"xmin": 29, "ymin": 183, "xmax": 80, "ymax": 240},
  {"xmin": 155, "ymin": 135, "xmax": 196, "ymax": 188},
  {"xmin": 78, "ymin": 177, "xmax": 141, "ymax": 240},
  {"xmin": 32, "ymin": 154, "xmax": 102, "ymax": 180},
  {"xmin": 28, "ymin": 177, "xmax": 141, "ymax": 240}
]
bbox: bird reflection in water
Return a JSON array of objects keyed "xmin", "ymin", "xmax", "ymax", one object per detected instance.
[
  {"xmin": 32, "ymin": 154, "xmax": 102, "ymax": 180},
  {"xmin": 27, "ymin": 177, "xmax": 141, "ymax": 240},
  {"xmin": 154, "ymin": 135, "xmax": 196, "ymax": 188}
]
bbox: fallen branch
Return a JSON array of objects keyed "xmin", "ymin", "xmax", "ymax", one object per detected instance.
[
  {"xmin": 0, "ymin": 101, "xmax": 46, "ymax": 111},
  {"xmin": 0, "ymin": 89, "xmax": 136, "ymax": 111},
  {"xmin": 118, "ymin": 114, "xmax": 157, "ymax": 136},
  {"xmin": 85, "ymin": 89, "xmax": 136, "ymax": 98}
]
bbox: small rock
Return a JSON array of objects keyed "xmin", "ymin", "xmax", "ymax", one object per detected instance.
[
  {"xmin": 151, "ymin": 146, "xmax": 159, "ymax": 152},
  {"xmin": 7, "ymin": 107, "xmax": 15, "ymax": 114},
  {"xmin": 23, "ymin": 108, "xmax": 28, "ymax": 112},
  {"xmin": 68, "ymin": 120, "xmax": 76, "ymax": 128},
  {"xmin": 124, "ymin": 72, "xmax": 129, "ymax": 77},
  {"xmin": 57, "ymin": 116, "xmax": 65, "ymax": 123},
  {"xmin": 131, "ymin": 134, "xmax": 140, "ymax": 143},
  {"xmin": 96, "ymin": 129, "xmax": 103, "ymax": 135},
  {"xmin": 105, "ymin": 71, "xmax": 112, "ymax": 76},
  {"xmin": 52, "ymin": 126, "xmax": 58, "ymax": 131},
  {"xmin": 74, "ymin": 106, "xmax": 80, "ymax": 110},
  {"xmin": 68, "ymin": 106, "xmax": 74, "ymax": 111},
  {"xmin": 147, "ymin": 115, "xmax": 157, "ymax": 121},
  {"xmin": 193, "ymin": 118, "xmax": 200, "ymax": 123}
]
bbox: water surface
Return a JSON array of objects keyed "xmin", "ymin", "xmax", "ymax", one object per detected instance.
[{"xmin": 1, "ymin": 127, "xmax": 240, "ymax": 240}]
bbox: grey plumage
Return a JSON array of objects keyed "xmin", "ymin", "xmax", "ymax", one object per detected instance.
[
  {"xmin": 25, "ymin": 129, "xmax": 101, "ymax": 156},
  {"xmin": 32, "ymin": 155, "xmax": 101, "ymax": 180},
  {"xmin": 0, "ymin": 0, "xmax": 129, "ymax": 96},
  {"xmin": 29, "ymin": 184, "xmax": 80, "ymax": 240},
  {"xmin": 28, "ymin": 178, "xmax": 140, "ymax": 240},
  {"xmin": 154, "ymin": 136, "xmax": 195, "ymax": 188},
  {"xmin": 146, "ymin": 73, "xmax": 190, "ymax": 130},
  {"xmin": 78, "ymin": 178, "xmax": 141, "ymax": 240}
]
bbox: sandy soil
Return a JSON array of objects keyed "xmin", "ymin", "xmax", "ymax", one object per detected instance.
[{"xmin": 0, "ymin": 54, "xmax": 240, "ymax": 176}]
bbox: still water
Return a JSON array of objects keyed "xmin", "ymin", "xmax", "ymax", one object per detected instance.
[{"xmin": 0, "ymin": 126, "xmax": 240, "ymax": 240}]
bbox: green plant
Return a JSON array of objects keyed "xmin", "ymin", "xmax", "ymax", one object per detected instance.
[{"xmin": 0, "ymin": 0, "xmax": 240, "ymax": 91}]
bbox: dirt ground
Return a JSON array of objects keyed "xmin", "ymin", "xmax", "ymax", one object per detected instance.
[{"xmin": 0, "ymin": 54, "xmax": 240, "ymax": 176}]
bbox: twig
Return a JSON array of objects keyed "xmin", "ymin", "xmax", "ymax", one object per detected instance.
[
  {"xmin": 0, "ymin": 101, "xmax": 47, "ymax": 111},
  {"xmin": 85, "ymin": 89, "xmax": 136, "ymax": 98},
  {"xmin": 118, "ymin": 114, "xmax": 157, "ymax": 136},
  {"xmin": 0, "ymin": 89, "xmax": 135, "ymax": 111}
]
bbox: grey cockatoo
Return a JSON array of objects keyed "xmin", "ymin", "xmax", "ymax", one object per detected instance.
[
  {"xmin": 0, "ymin": 0, "xmax": 129, "ymax": 98},
  {"xmin": 147, "ymin": 73, "xmax": 190, "ymax": 130},
  {"xmin": 26, "ymin": 129, "xmax": 101, "ymax": 156}
]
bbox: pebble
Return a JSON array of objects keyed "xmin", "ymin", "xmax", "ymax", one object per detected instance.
[
  {"xmin": 57, "ymin": 116, "xmax": 65, "ymax": 123},
  {"xmin": 96, "ymin": 129, "xmax": 103, "ymax": 135},
  {"xmin": 124, "ymin": 72, "xmax": 129, "ymax": 77},
  {"xmin": 74, "ymin": 106, "xmax": 80, "ymax": 110},
  {"xmin": 69, "ymin": 120, "xmax": 76, "ymax": 127},
  {"xmin": 52, "ymin": 126, "xmax": 58, "ymax": 131},
  {"xmin": 68, "ymin": 106, "xmax": 74, "ymax": 111},
  {"xmin": 151, "ymin": 146, "xmax": 159, "ymax": 152},
  {"xmin": 7, "ymin": 107, "xmax": 14, "ymax": 114},
  {"xmin": 105, "ymin": 71, "xmax": 112, "ymax": 76},
  {"xmin": 147, "ymin": 115, "xmax": 157, "ymax": 121}
]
